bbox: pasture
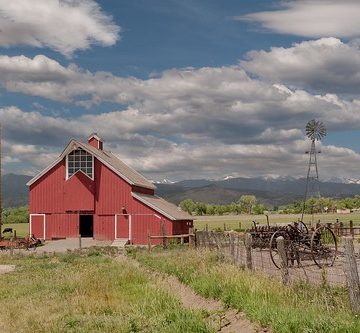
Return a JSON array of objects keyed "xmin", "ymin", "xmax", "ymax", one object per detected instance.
[
  {"xmin": 0, "ymin": 250, "xmax": 211, "ymax": 333},
  {"xmin": 194, "ymin": 212, "xmax": 360, "ymax": 230}
]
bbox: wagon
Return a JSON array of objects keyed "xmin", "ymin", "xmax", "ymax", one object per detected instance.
[{"xmin": 269, "ymin": 223, "xmax": 337, "ymax": 269}]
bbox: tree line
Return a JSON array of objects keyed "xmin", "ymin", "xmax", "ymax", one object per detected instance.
[
  {"xmin": 180, "ymin": 195, "xmax": 265, "ymax": 216},
  {"xmin": 1, "ymin": 206, "xmax": 29, "ymax": 224},
  {"xmin": 180, "ymin": 195, "xmax": 360, "ymax": 216}
]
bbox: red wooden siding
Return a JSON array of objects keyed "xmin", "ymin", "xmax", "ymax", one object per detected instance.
[
  {"xmin": 116, "ymin": 214, "xmax": 129, "ymax": 239},
  {"xmin": 30, "ymin": 160, "xmax": 65, "ymax": 213},
  {"xmin": 29, "ymin": 142, "xmax": 192, "ymax": 244},
  {"xmin": 94, "ymin": 215, "xmax": 114, "ymax": 240},
  {"xmin": 30, "ymin": 214, "xmax": 45, "ymax": 239},
  {"xmin": 64, "ymin": 172, "xmax": 94, "ymax": 211},
  {"xmin": 45, "ymin": 213, "xmax": 78, "ymax": 239}
]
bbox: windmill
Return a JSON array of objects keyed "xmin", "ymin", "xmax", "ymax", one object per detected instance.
[{"xmin": 301, "ymin": 119, "xmax": 327, "ymax": 222}]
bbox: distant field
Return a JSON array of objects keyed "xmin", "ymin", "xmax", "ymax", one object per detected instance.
[
  {"xmin": 2, "ymin": 223, "xmax": 29, "ymax": 237},
  {"xmin": 194, "ymin": 212, "xmax": 360, "ymax": 230}
]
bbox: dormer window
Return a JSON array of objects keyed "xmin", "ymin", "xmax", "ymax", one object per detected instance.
[{"xmin": 66, "ymin": 149, "xmax": 94, "ymax": 180}]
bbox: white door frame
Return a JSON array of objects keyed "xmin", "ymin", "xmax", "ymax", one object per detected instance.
[
  {"xmin": 29, "ymin": 213, "xmax": 46, "ymax": 240},
  {"xmin": 114, "ymin": 214, "xmax": 132, "ymax": 241}
]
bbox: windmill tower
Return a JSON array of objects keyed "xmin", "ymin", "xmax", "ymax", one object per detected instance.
[{"xmin": 301, "ymin": 119, "xmax": 327, "ymax": 221}]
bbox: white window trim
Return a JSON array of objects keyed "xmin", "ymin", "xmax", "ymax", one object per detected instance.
[{"xmin": 66, "ymin": 150, "xmax": 94, "ymax": 181}]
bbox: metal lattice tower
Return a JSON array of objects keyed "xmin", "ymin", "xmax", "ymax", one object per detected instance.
[{"xmin": 301, "ymin": 120, "xmax": 327, "ymax": 221}]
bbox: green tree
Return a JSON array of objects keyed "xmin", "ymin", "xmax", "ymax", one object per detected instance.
[
  {"xmin": 179, "ymin": 199, "xmax": 195, "ymax": 215},
  {"xmin": 238, "ymin": 195, "xmax": 257, "ymax": 214}
]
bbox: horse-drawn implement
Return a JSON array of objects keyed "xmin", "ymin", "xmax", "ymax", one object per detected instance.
[
  {"xmin": 0, "ymin": 234, "xmax": 41, "ymax": 250},
  {"xmin": 248, "ymin": 220, "xmax": 337, "ymax": 268}
]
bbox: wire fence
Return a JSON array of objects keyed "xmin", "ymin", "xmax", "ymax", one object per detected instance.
[{"xmin": 195, "ymin": 230, "xmax": 360, "ymax": 312}]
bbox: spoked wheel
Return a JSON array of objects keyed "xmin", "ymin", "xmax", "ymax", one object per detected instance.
[
  {"xmin": 269, "ymin": 230, "xmax": 293, "ymax": 269},
  {"xmin": 296, "ymin": 221, "xmax": 308, "ymax": 234},
  {"xmin": 311, "ymin": 226, "xmax": 337, "ymax": 268}
]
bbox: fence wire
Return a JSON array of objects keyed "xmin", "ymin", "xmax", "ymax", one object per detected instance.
[{"xmin": 195, "ymin": 230, "xmax": 360, "ymax": 288}]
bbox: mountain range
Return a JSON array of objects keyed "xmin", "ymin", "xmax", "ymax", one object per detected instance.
[{"xmin": 3, "ymin": 173, "xmax": 360, "ymax": 208}]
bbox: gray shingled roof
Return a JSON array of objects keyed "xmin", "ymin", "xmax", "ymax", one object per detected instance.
[
  {"xmin": 27, "ymin": 139, "xmax": 156, "ymax": 190},
  {"xmin": 132, "ymin": 192, "xmax": 192, "ymax": 220},
  {"xmin": 79, "ymin": 142, "xmax": 156, "ymax": 190}
]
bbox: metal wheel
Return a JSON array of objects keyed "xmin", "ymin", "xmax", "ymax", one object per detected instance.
[
  {"xmin": 296, "ymin": 221, "xmax": 308, "ymax": 234},
  {"xmin": 311, "ymin": 226, "xmax": 337, "ymax": 268},
  {"xmin": 269, "ymin": 230, "xmax": 291, "ymax": 269}
]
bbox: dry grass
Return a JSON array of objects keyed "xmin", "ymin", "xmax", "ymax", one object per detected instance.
[
  {"xmin": 133, "ymin": 248, "xmax": 360, "ymax": 333},
  {"xmin": 0, "ymin": 251, "xmax": 212, "ymax": 333},
  {"xmin": 194, "ymin": 212, "xmax": 360, "ymax": 231}
]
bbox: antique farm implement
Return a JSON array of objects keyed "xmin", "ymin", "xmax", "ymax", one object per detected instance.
[
  {"xmin": 249, "ymin": 220, "xmax": 337, "ymax": 268},
  {"xmin": 0, "ymin": 234, "xmax": 41, "ymax": 250}
]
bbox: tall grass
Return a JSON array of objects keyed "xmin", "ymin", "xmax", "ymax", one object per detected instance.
[
  {"xmin": 134, "ymin": 248, "xmax": 360, "ymax": 333},
  {"xmin": 0, "ymin": 252, "xmax": 212, "ymax": 333}
]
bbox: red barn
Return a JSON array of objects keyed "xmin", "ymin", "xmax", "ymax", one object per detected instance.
[{"xmin": 27, "ymin": 134, "xmax": 193, "ymax": 244}]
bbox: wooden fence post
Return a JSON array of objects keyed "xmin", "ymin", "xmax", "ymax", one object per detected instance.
[
  {"xmin": 350, "ymin": 220, "xmax": 354, "ymax": 238},
  {"xmin": 147, "ymin": 231, "xmax": 151, "ymax": 252},
  {"xmin": 161, "ymin": 222, "xmax": 167, "ymax": 248},
  {"xmin": 238, "ymin": 221, "xmax": 241, "ymax": 231},
  {"xmin": 244, "ymin": 233, "xmax": 252, "ymax": 270},
  {"xmin": 10, "ymin": 237, "xmax": 14, "ymax": 257},
  {"xmin": 189, "ymin": 228, "xmax": 194, "ymax": 248},
  {"xmin": 229, "ymin": 232, "xmax": 235, "ymax": 263},
  {"xmin": 224, "ymin": 223, "xmax": 227, "ymax": 231},
  {"xmin": 276, "ymin": 236, "xmax": 289, "ymax": 285},
  {"xmin": 343, "ymin": 236, "xmax": 360, "ymax": 314},
  {"xmin": 78, "ymin": 234, "xmax": 82, "ymax": 250}
]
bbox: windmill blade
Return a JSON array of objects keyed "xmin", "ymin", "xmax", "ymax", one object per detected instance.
[{"xmin": 305, "ymin": 119, "xmax": 327, "ymax": 141}]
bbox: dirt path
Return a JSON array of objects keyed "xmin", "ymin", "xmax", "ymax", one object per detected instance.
[{"xmin": 116, "ymin": 255, "xmax": 269, "ymax": 333}]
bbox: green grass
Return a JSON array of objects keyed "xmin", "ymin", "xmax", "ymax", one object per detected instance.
[
  {"xmin": 1, "ymin": 222, "xmax": 29, "ymax": 237},
  {"xmin": 194, "ymin": 212, "xmax": 360, "ymax": 231},
  {"xmin": 0, "ymin": 252, "xmax": 212, "ymax": 333},
  {"xmin": 133, "ymin": 248, "xmax": 360, "ymax": 333}
]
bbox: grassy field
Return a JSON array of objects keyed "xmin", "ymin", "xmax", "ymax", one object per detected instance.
[
  {"xmin": 0, "ymin": 250, "xmax": 212, "ymax": 333},
  {"xmin": 194, "ymin": 212, "xmax": 360, "ymax": 230},
  {"xmin": 133, "ymin": 248, "xmax": 360, "ymax": 333},
  {"xmin": 2, "ymin": 223, "xmax": 29, "ymax": 237}
]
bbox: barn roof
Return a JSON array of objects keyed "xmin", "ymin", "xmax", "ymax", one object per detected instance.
[
  {"xmin": 26, "ymin": 139, "xmax": 156, "ymax": 190},
  {"xmin": 132, "ymin": 192, "xmax": 192, "ymax": 220}
]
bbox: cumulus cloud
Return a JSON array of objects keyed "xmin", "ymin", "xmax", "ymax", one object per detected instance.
[
  {"xmin": 242, "ymin": 38, "xmax": 360, "ymax": 95},
  {"xmin": 0, "ymin": 0, "xmax": 120, "ymax": 56},
  {"xmin": 238, "ymin": 0, "xmax": 360, "ymax": 39},
  {"xmin": 1, "ymin": 50, "xmax": 360, "ymax": 180}
]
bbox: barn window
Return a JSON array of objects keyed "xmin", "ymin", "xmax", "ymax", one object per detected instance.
[{"xmin": 67, "ymin": 149, "xmax": 93, "ymax": 179}]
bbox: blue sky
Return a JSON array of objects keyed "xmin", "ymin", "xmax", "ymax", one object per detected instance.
[{"xmin": 1, "ymin": 0, "xmax": 360, "ymax": 181}]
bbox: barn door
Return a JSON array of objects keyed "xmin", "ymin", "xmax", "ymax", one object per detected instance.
[
  {"xmin": 30, "ymin": 214, "xmax": 46, "ymax": 240},
  {"xmin": 115, "ymin": 214, "xmax": 129, "ymax": 240}
]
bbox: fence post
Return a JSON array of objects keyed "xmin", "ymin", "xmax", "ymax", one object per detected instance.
[
  {"xmin": 238, "ymin": 221, "xmax": 241, "ymax": 231},
  {"xmin": 350, "ymin": 220, "xmax": 354, "ymax": 238},
  {"xmin": 189, "ymin": 228, "xmax": 194, "ymax": 248},
  {"xmin": 229, "ymin": 232, "xmax": 235, "ymax": 263},
  {"xmin": 161, "ymin": 222, "xmax": 167, "ymax": 249},
  {"xmin": 10, "ymin": 237, "xmax": 14, "ymax": 257},
  {"xmin": 343, "ymin": 236, "xmax": 360, "ymax": 314},
  {"xmin": 244, "ymin": 233, "xmax": 252, "ymax": 270},
  {"xmin": 276, "ymin": 236, "xmax": 289, "ymax": 285},
  {"xmin": 147, "ymin": 231, "xmax": 151, "ymax": 252},
  {"xmin": 78, "ymin": 234, "xmax": 82, "ymax": 250}
]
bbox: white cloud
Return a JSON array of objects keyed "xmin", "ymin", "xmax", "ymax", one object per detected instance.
[
  {"xmin": 1, "ymin": 50, "xmax": 360, "ymax": 179},
  {"xmin": 242, "ymin": 38, "xmax": 360, "ymax": 95},
  {"xmin": 0, "ymin": 0, "xmax": 120, "ymax": 56},
  {"xmin": 238, "ymin": 1, "xmax": 360, "ymax": 39}
]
